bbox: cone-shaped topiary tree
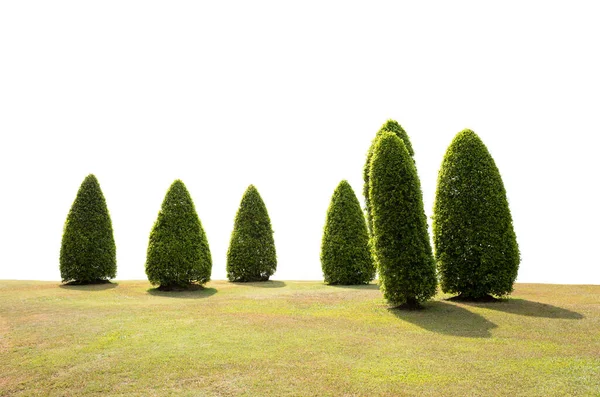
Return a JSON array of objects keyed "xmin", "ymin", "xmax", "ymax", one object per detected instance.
[
  {"xmin": 227, "ymin": 185, "xmax": 277, "ymax": 282},
  {"xmin": 321, "ymin": 180, "xmax": 375, "ymax": 285},
  {"xmin": 146, "ymin": 180, "xmax": 212, "ymax": 289},
  {"xmin": 60, "ymin": 174, "xmax": 116, "ymax": 284},
  {"xmin": 364, "ymin": 119, "xmax": 414, "ymax": 234},
  {"xmin": 369, "ymin": 132, "xmax": 437, "ymax": 307},
  {"xmin": 433, "ymin": 129, "xmax": 519, "ymax": 299}
]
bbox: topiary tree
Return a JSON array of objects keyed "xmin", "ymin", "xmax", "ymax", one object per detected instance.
[
  {"xmin": 433, "ymin": 129, "xmax": 520, "ymax": 300},
  {"xmin": 60, "ymin": 174, "xmax": 116, "ymax": 284},
  {"xmin": 369, "ymin": 132, "xmax": 437, "ymax": 307},
  {"xmin": 363, "ymin": 119, "xmax": 414, "ymax": 234},
  {"xmin": 146, "ymin": 179, "xmax": 212, "ymax": 289},
  {"xmin": 227, "ymin": 185, "xmax": 277, "ymax": 282},
  {"xmin": 321, "ymin": 180, "xmax": 375, "ymax": 285}
]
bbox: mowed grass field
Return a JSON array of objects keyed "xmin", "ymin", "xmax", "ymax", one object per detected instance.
[{"xmin": 1, "ymin": 281, "xmax": 598, "ymax": 396}]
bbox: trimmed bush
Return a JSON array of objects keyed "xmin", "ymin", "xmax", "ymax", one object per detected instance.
[
  {"xmin": 363, "ymin": 119, "xmax": 414, "ymax": 234},
  {"xmin": 433, "ymin": 129, "xmax": 519, "ymax": 299},
  {"xmin": 145, "ymin": 180, "xmax": 212, "ymax": 289},
  {"xmin": 369, "ymin": 132, "xmax": 437, "ymax": 306},
  {"xmin": 321, "ymin": 180, "xmax": 375, "ymax": 285},
  {"xmin": 60, "ymin": 174, "xmax": 116, "ymax": 284},
  {"xmin": 227, "ymin": 185, "xmax": 277, "ymax": 282}
]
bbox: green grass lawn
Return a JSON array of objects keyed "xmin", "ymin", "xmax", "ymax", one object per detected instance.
[{"xmin": 1, "ymin": 280, "xmax": 598, "ymax": 396}]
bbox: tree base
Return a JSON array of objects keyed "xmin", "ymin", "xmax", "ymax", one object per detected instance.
[
  {"xmin": 156, "ymin": 283, "xmax": 205, "ymax": 292},
  {"xmin": 64, "ymin": 279, "xmax": 112, "ymax": 286},
  {"xmin": 393, "ymin": 298, "xmax": 424, "ymax": 311},
  {"xmin": 230, "ymin": 276, "xmax": 271, "ymax": 283},
  {"xmin": 448, "ymin": 294, "xmax": 501, "ymax": 302}
]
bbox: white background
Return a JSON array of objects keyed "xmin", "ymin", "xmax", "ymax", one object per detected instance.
[{"xmin": 1, "ymin": 1, "xmax": 598, "ymax": 284}]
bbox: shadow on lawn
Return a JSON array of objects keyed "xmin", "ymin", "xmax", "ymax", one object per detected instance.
[
  {"xmin": 233, "ymin": 280, "xmax": 287, "ymax": 288},
  {"xmin": 147, "ymin": 287, "xmax": 217, "ymax": 299},
  {"xmin": 389, "ymin": 301, "xmax": 497, "ymax": 338},
  {"xmin": 59, "ymin": 282, "xmax": 118, "ymax": 291},
  {"xmin": 459, "ymin": 298, "xmax": 584, "ymax": 319}
]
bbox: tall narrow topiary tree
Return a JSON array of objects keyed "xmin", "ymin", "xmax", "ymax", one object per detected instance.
[
  {"xmin": 227, "ymin": 185, "xmax": 277, "ymax": 282},
  {"xmin": 369, "ymin": 132, "xmax": 437, "ymax": 307},
  {"xmin": 321, "ymin": 180, "xmax": 375, "ymax": 285},
  {"xmin": 363, "ymin": 119, "xmax": 414, "ymax": 234},
  {"xmin": 433, "ymin": 129, "xmax": 519, "ymax": 299},
  {"xmin": 60, "ymin": 174, "xmax": 116, "ymax": 284},
  {"xmin": 146, "ymin": 180, "xmax": 212, "ymax": 289}
]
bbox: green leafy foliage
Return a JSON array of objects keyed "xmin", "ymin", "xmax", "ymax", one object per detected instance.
[
  {"xmin": 145, "ymin": 180, "xmax": 212, "ymax": 288},
  {"xmin": 227, "ymin": 185, "xmax": 277, "ymax": 282},
  {"xmin": 363, "ymin": 120, "xmax": 414, "ymax": 234},
  {"xmin": 321, "ymin": 180, "xmax": 375, "ymax": 285},
  {"xmin": 433, "ymin": 129, "xmax": 520, "ymax": 299},
  {"xmin": 60, "ymin": 174, "xmax": 116, "ymax": 283},
  {"xmin": 369, "ymin": 132, "xmax": 437, "ymax": 305}
]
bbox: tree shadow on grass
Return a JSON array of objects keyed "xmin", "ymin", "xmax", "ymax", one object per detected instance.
[
  {"xmin": 59, "ymin": 281, "xmax": 118, "ymax": 291},
  {"xmin": 147, "ymin": 286, "xmax": 217, "ymax": 299},
  {"xmin": 389, "ymin": 301, "xmax": 497, "ymax": 338},
  {"xmin": 459, "ymin": 298, "xmax": 584, "ymax": 319},
  {"xmin": 328, "ymin": 283, "xmax": 380, "ymax": 290},
  {"xmin": 232, "ymin": 280, "xmax": 287, "ymax": 288}
]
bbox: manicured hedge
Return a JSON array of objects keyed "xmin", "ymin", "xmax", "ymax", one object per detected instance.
[
  {"xmin": 227, "ymin": 185, "xmax": 277, "ymax": 282},
  {"xmin": 433, "ymin": 129, "xmax": 519, "ymax": 299},
  {"xmin": 145, "ymin": 180, "xmax": 212, "ymax": 289},
  {"xmin": 363, "ymin": 119, "xmax": 414, "ymax": 234},
  {"xmin": 369, "ymin": 132, "xmax": 437, "ymax": 306},
  {"xmin": 60, "ymin": 174, "xmax": 116, "ymax": 284},
  {"xmin": 321, "ymin": 180, "xmax": 374, "ymax": 285}
]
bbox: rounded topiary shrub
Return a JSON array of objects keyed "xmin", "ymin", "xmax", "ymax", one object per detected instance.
[
  {"xmin": 227, "ymin": 185, "xmax": 277, "ymax": 282},
  {"xmin": 363, "ymin": 119, "xmax": 414, "ymax": 234},
  {"xmin": 145, "ymin": 179, "xmax": 212, "ymax": 289},
  {"xmin": 321, "ymin": 180, "xmax": 375, "ymax": 285},
  {"xmin": 369, "ymin": 132, "xmax": 437, "ymax": 307},
  {"xmin": 433, "ymin": 129, "xmax": 520, "ymax": 299},
  {"xmin": 60, "ymin": 174, "xmax": 116, "ymax": 284}
]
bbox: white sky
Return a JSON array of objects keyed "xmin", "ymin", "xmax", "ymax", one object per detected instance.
[{"xmin": 1, "ymin": 1, "xmax": 598, "ymax": 284}]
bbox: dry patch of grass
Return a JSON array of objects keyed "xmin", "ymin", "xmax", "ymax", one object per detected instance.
[{"xmin": 0, "ymin": 280, "xmax": 598, "ymax": 396}]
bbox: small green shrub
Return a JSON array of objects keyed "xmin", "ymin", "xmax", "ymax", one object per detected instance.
[
  {"xmin": 60, "ymin": 174, "xmax": 116, "ymax": 284},
  {"xmin": 369, "ymin": 132, "xmax": 437, "ymax": 306},
  {"xmin": 145, "ymin": 180, "xmax": 212, "ymax": 289},
  {"xmin": 433, "ymin": 129, "xmax": 520, "ymax": 299},
  {"xmin": 363, "ymin": 119, "xmax": 414, "ymax": 234},
  {"xmin": 227, "ymin": 185, "xmax": 277, "ymax": 282},
  {"xmin": 321, "ymin": 180, "xmax": 375, "ymax": 285}
]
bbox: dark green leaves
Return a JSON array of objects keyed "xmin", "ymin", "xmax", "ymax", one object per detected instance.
[
  {"xmin": 321, "ymin": 180, "xmax": 374, "ymax": 285},
  {"xmin": 364, "ymin": 120, "xmax": 414, "ymax": 235},
  {"xmin": 227, "ymin": 185, "xmax": 277, "ymax": 282},
  {"xmin": 433, "ymin": 129, "xmax": 520, "ymax": 298},
  {"xmin": 145, "ymin": 180, "xmax": 212, "ymax": 288},
  {"xmin": 369, "ymin": 132, "xmax": 437, "ymax": 305},
  {"xmin": 60, "ymin": 174, "xmax": 116, "ymax": 283}
]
